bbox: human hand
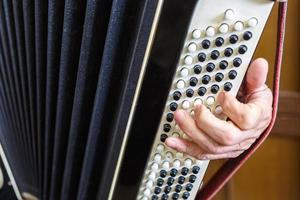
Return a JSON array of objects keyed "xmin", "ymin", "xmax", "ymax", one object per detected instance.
[{"xmin": 165, "ymin": 58, "xmax": 273, "ymax": 160}]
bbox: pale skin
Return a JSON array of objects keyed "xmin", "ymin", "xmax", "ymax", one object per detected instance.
[{"xmin": 166, "ymin": 58, "xmax": 273, "ymax": 160}]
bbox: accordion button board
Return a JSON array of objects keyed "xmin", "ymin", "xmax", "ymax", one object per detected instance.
[{"xmin": 137, "ymin": 0, "xmax": 274, "ymax": 199}]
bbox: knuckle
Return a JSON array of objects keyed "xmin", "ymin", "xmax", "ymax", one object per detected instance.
[
  {"xmin": 239, "ymin": 112, "xmax": 256, "ymax": 129},
  {"xmin": 220, "ymin": 132, "xmax": 236, "ymax": 146},
  {"xmin": 184, "ymin": 142, "xmax": 192, "ymax": 154}
]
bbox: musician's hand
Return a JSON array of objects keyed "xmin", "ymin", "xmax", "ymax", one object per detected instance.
[{"xmin": 166, "ymin": 58, "xmax": 273, "ymax": 160}]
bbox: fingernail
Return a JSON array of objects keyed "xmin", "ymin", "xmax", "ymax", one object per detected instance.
[{"xmin": 166, "ymin": 137, "xmax": 177, "ymax": 148}]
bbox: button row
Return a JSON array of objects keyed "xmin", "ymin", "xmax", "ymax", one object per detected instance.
[
  {"xmin": 158, "ymin": 166, "xmax": 201, "ymax": 179},
  {"xmin": 179, "ymin": 63, "xmax": 240, "ymax": 80},
  {"xmin": 188, "ymin": 32, "xmax": 252, "ymax": 54},
  {"xmin": 192, "ymin": 18, "xmax": 257, "ymax": 39},
  {"xmin": 204, "ymin": 49, "xmax": 242, "ymax": 62},
  {"xmin": 176, "ymin": 72, "xmax": 236, "ymax": 89},
  {"xmin": 149, "ymin": 191, "xmax": 190, "ymax": 200},
  {"xmin": 173, "ymin": 83, "xmax": 234, "ymax": 101},
  {"xmin": 169, "ymin": 87, "xmax": 234, "ymax": 108}
]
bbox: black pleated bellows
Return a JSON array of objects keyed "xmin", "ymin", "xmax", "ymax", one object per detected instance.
[{"xmin": 0, "ymin": 0, "xmax": 158, "ymax": 199}]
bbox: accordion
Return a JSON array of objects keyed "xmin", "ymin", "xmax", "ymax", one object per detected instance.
[{"xmin": 0, "ymin": 0, "xmax": 287, "ymax": 200}]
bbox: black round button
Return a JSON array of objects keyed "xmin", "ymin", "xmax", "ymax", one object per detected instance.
[
  {"xmin": 160, "ymin": 134, "xmax": 168, "ymax": 142},
  {"xmin": 215, "ymin": 73, "xmax": 224, "ymax": 82},
  {"xmin": 170, "ymin": 169, "xmax": 177, "ymax": 177},
  {"xmin": 172, "ymin": 193, "xmax": 179, "ymax": 200},
  {"xmin": 181, "ymin": 167, "xmax": 189, "ymax": 175},
  {"xmin": 238, "ymin": 45, "xmax": 248, "ymax": 54},
  {"xmin": 167, "ymin": 177, "xmax": 175, "ymax": 186},
  {"xmin": 211, "ymin": 50, "xmax": 220, "ymax": 60},
  {"xmin": 229, "ymin": 34, "xmax": 239, "ymax": 44},
  {"xmin": 154, "ymin": 187, "xmax": 161, "ymax": 194},
  {"xmin": 186, "ymin": 89, "xmax": 194, "ymax": 98},
  {"xmin": 189, "ymin": 175, "xmax": 196, "ymax": 183},
  {"xmin": 194, "ymin": 65, "xmax": 202, "ymax": 74},
  {"xmin": 206, "ymin": 63, "xmax": 215, "ymax": 72},
  {"xmin": 211, "ymin": 84, "xmax": 219, "ymax": 94},
  {"xmin": 166, "ymin": 113, "xmax": 174, "ymax": 122},
  {"xmin": 198, "ymin": 87, "xmax": 207, "ymax": 96},
  {"xmin": 163, "ymin": 124, "xmax": 171, "ymax": 132},
  {"xmin": 175, "ymin": 185, "xmax": 182, "ymax": 193},
  {"xmin": 192, "ymin": 166, "xmax": 200, "ymax": 174},
  {"xmin": 164, "ymin": 186, "xmax": 172, "ymax": 194},
  {"xmin": 202, "ymin": 75, "xmax": 211, "ymax": 84},
  {"xmin": 186, "ymin": 183, "xmax": 193, "ymax": 191},
  {"xmin": 157, "ymin": 178, "xmax": 164, "ymax": 186},
  {"xmin": 178, "ymin": 176, "xmax": 185, "ymax": 184},
  {"xmin": 233, "ymin": 57, "xmax": 242, "ymax": 67},
  {"xmin": 173, "ymin": 91, "xmax": 181, "ymax": 101},
  {"xmin": 160, "ymin": 170, "xmax": 167, "ymax": 178},
  {"xmin": 243, "ymin": 31, "xmax": 253, "ymax": 40},
  {"xmin": 161, "ymin": 194, "xmax": 168, "ymax": 200},
  {"xmin": 224, "ymin": 48, "xmax": 233, "ymax": 57},
  {"xmin": 169, "ymin": 102, "xmax": 178, "ymax": 111},
  {"xmin": 219, "ymin": 60, "xmax": 228, "ymax": 69},
  {"xmin": 182, "ymin": 192, "xmax": 190, "ymax": 199},
  {"xmin": 198, "ymin": 53, "xmax": 206, "ymax": 62},
  {"xmin": 228, "ymin": 70, "xmax": 237, "ymax": 80},
  {"xmin": 152, "ymin": 195, "xmax": 159, "ymax": 200},
  {"xmin": 215, "ymin": 37, "xmax": 224, "ymax": 47},
  {"xmin": 202, "ymin": 39, "xmax": 211, "ymax": 49},
  {"xmin": 190, "ymin": 77, "xmax": 198, "ymax": 87},
  {"xmin": 224, "ymin": 82, "xmax": 233, "ymax": 91}
]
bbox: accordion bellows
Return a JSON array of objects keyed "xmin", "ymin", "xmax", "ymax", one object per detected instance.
[{"xmin": 0, "ymin": 0, "xmax": 159, "ymax": 199}]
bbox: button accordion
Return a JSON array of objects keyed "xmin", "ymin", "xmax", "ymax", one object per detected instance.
[{"xmin": 0, "ymin": 0, "xmax": 285, "ymax": 200}]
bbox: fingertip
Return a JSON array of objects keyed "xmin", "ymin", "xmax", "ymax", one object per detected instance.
[
  {"xmin": 255, "ymin": 58, "xmax": 268, "ymax": 67},
  {"xmin": 217, "ymin": 91, "xmax": 226, "ymax": 104},
  {"xmin": 219, "ymin": 91, "xmax": 234, "ymax": 106},
  {"xmin": 166, "ymin": 137, "xmax": 186, "ymax": 151},
  {"xmin": 194, "ymin": 104, "xmax": 206, "ymax": 117},
  {"xmin": 195, "ymin": 104, "xmax": 202, "ymax": 110},
  {"xmin": 174, "ymin": 109, "xmax": 185, "ymax": 122},
  {"xmin": 246, "ymin": 58, "xmax": 269, "ymax": 91},
  {"xmin": 165, "ymin": 137, "xmax": 178, "ymax": 148}
]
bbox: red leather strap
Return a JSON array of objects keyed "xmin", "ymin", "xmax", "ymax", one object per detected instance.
[{"xmin": 196, "ymin": 2, "xmax": 288, "ymax": 199}]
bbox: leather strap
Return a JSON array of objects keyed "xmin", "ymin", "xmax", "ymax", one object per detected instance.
[{"xmin": 196, "ymin": 2, "xmax": 288, "ymax": 199}]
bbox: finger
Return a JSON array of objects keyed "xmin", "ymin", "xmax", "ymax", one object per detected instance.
[
  {"xmin": 217, "ymin": 91, "xmax": 262, "ymax": 130},
  {"xmin": 165, "ymin": 137, "xmax": 204, "ymax": 159},
  {"xmin": 198, "ymin": 150, "xmax": 244, "ymax": 160},
  {"xmin": 166, "ymin": 137, "xmax": 249, "ymax": 160},
  {"xmin": 173, "ymin": 110, "xmax": 249, "ymax": 154},
  {"xmin": 194, "ymin": 104, "xmax": 252, "ymax": 145},
  {"xmin": 245, "ymin": 58, "xmax": 269, "ymax": 93}
]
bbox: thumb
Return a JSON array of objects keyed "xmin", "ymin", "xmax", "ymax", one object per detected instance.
[{"xmin": 245, "ymin": 58, "xmax": 269, "ymax": 94}]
